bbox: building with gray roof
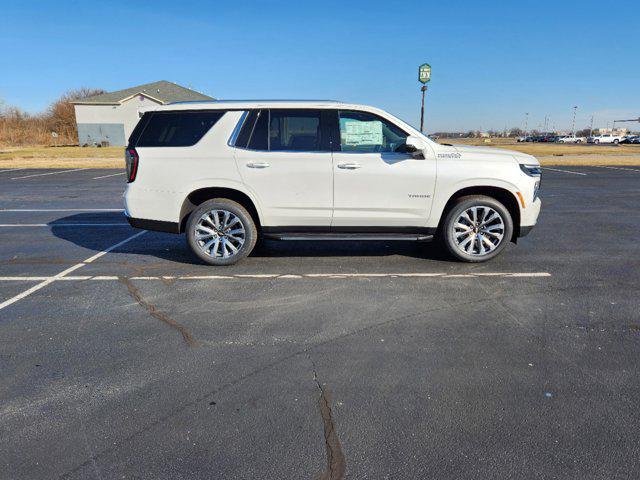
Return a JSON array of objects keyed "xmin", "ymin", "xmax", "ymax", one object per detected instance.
[{"xmin": 72, "ymin": 81, "xmax": 214, "ymax": 146}]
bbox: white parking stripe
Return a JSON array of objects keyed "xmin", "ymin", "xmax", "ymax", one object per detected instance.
[
  {"xmin": 93, "ymin": 172, "xmax": 125, "ymax": 179},
  {"xmin": 0, "ymin": 272, "xmax": 551, "ymax": 282},
  {"xmin": 0, "ymin": 208, "xmax": 123, "ymax": 212},
  {"xmin": 11, "ymin": 168, "xmax": 88, "ymax": 179},
  {"xmin": 0, "ymin": 168, "xmax": 28, "ymax": 173},
  {"xmin": 542, "ymin": 167, "xmax": 587, "ymax": 176},
  {"xmin": 0, "ymin": 231, "xmax": 146, "ymax": 312},
  {"xmin": 593, "ymin": 165, "xmax": 640, "ymax": 173},
  {"xmin": 0, "ymin": 223, "xmax": 130, "ymax": 227}
]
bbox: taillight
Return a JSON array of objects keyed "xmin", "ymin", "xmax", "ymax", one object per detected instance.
[{"xmin": 125, "ymin": 147, "xmax": 139, "ymax": 183}]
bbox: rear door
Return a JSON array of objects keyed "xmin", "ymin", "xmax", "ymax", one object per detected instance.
[
  {"xmin": 330, "ymin": 109, "xmax": 436, "ymax": 228},
  {"xmin": 234, "ymin": 109, "xmax": 333, "ymax": 227}
]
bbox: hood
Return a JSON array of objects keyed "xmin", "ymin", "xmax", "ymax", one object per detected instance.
[{"xmin": 450, "ymin": 144, "xmax": 539, "ymax": 165}]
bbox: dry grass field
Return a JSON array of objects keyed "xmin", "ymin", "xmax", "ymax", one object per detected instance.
[
  {"xmin": 1, "ymin": 142, "xmax": 639, "ymax": 168},
  {"xmin": 0, "ymin": 146, "xmax": 122, "ymax": 169},
  {"xmin": 438, "ymin": 138, "xmax": 640, "ymax": 165}
]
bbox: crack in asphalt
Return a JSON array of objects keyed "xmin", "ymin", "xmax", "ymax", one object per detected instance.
[
  {"xmin": 118, "ymin": 277, "xmax": 198, "ymax": 347},
  {"xmin": 57, "ymin": 302, "xmax": 481, "ymax": 479},
  {"xmin": 309, "ymin": 355, "xmax": 346, "ymax": 480}
]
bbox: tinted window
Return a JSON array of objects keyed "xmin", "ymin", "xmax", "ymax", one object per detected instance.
[
  {"xmin": 136, "ymin": 111, "xmax": 224, "ymax": 147},
  {"xmin": 269, "ymin": 110, "xmax": 322, "ymax": 151},
  {"xmin": 235, "ymin": 110, "xmax": 258, "ymax": 148},
  {"xmin": 248, "ymin": 110, "xmax": 269, "ymax": 150},
  {"xmin": 128, "ymin": 112, "xmax": 152, "ymax": 147},
  {"xmin": 338, "ymin": 111, "xmax": 408, "ymax": 153}
]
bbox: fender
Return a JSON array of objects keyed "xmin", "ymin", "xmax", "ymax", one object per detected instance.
[
  {"xmin": 427, "ymin": 176, "xmax": 521, "ymax": 227},
  {"xmin": 179, "ymin": 177, "xmax": 265, "ymax": 227}
]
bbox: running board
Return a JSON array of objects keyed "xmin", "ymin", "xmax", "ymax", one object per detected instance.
[{"xmin": 264, "ymin": 233, "xmax": 434, "ymax": 242}]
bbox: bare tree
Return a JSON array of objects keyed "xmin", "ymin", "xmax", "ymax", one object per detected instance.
[{"xmin": 47, "ymin": 87, "xmax": 105, "ymax": 144}]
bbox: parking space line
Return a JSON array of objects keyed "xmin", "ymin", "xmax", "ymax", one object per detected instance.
[
  {"xmin": 11, "ymin": 168, "xmax": 88, "ymax": 180},
  {"xmin": 0, "ymin": 272, "xmax": 551, "ymax": 283},
  {"xmin": 542, "ymin": 167, "xmax": 587, "ymax": 176},
  {"xmin": 593, "ymin": 165, "xmax": 640, "ymax": 173},
  {"xmin": 93, "ymin": 172, "xmax": 125, "ymax": 179},
  {"xmin": 0, "ymin": 209, "xmax": 124, "ymax": 212},
  {"xmin": 0, "ymin": 223, "xmax": 130, "ymax": 227},
  {"xmin": 0, "ymin": 231, "xmax": 146, "ymax": 312}
]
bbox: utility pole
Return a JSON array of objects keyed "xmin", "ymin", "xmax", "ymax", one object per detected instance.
[
  {"xmin": 418, "ymin": 63, "xmax": 431, "ymax": 133},
  {"xmin": 589, "ymin": 115, "xmax": 594, "ymax": 136},
  {"xmin": 524, "ymin": 112, "xmax": 529, "ymax": 136},
  {"xmin": 571, "ymin": 106, "xmax": 577, "ymax": 135}
]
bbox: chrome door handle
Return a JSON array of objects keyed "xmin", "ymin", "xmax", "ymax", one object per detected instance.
[
  {"xmin": 337, "ymin": 163, "xmax": 361, "ymax": 170},
  {"xmin": 246, "ymin": 161, "xmax": 270, "ymax": 169}
]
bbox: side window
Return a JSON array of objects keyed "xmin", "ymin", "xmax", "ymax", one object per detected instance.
[
  {"xmin": 338, "ymin": 110, "xmax": 408, "ymax": 153},
  {"xmin": 248, "ymin": 110, "xmax": 269, "ymax": 150},
  {"xmin": 136, "ymin": 111, "xmax": 224, "ymax": 147},
  {"xmin": 235, "ymin": 110, "xmax": 258, "ymax": 148},
  {"xmin": 269, "ymin": 109, "xmax": 322, "ymax": 151}
]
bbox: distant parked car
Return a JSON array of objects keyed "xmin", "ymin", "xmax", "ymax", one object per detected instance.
[
  {"xmin": 558, "ymin": 135, "xmax": 586, "ymax": 144},
  {"xmin": 619, "ymin": 135, "xmax": 638, "ymax": 144},
  {"xmin": 590, "ymin": 134, "xmax": 624, "ymax": 144}
]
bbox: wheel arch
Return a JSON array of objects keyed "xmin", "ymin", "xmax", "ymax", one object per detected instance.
[
  {"xmin": 437, "ymin": 186, "xmax": 521, "ymax": 241},
  {"xmin": 179, "ymin": 187, "xmax": 262, "ymax": 233}
]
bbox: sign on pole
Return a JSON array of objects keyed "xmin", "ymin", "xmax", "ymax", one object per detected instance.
[{"xmin": 419, "ymin": 63, "xmax": 431, "ymax": 84}]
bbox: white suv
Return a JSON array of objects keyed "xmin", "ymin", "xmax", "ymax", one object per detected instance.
[{"xmin": 124, "ymin": 101, "xmax": 542, "ymax": 265}]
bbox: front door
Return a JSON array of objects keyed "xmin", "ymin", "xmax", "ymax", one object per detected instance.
[
  {"xmin": 331, "ymin": 110, "xmax": 436, "ymax": 228},
  {"xmin": 234, "ymin": 109, "xmax": 333, "ymax": 227}
]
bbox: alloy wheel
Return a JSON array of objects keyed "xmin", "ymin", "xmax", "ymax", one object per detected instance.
[
  {"xmin": 452, "ymin": 206, "xmax": 505, "ymax": 256},
  {"xmin": 194, "ymin": 209, "xmax": 246, "ymax": 258}
]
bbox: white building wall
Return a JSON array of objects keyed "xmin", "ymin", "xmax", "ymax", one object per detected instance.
[{"xmin": 74, "ymin": 95, "xmax": 162, "ymax": 146}]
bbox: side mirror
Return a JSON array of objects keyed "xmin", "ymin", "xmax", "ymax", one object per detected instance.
[{"xmin": 404, "ymin": 135, "xmax": 427, "ymax": 158}]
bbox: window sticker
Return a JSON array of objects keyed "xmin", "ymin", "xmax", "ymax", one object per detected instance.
[{"xmin": 341, "ymin": 120, "xmax": 383, "ymax": 146}]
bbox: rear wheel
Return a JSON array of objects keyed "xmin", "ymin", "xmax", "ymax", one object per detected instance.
[
  {"xmin": 440, "ymin": 195, "xmax": 513, "ymax": 262},
  {"xmin": 186, "ymin": 199, "xmax": 257, "ymax": 266},
  {"xmin": 613, "ymin": 139, "xmax": 619, "ymax": 145}
]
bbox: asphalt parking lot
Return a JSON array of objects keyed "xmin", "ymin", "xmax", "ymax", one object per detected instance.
[{"xmin": 1, "ymin": 165, "xmax": 639, "ymax": 479}]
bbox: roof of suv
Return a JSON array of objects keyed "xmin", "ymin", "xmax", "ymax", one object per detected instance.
[{"xmin": 148, "ymin": 99, "xmax": 368, "ymax": 111}]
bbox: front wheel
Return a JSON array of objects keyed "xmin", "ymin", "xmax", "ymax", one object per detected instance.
[
  {"xmin": 186, "ymin": 199, "xmax": 257, "ymax": 266},
  {"xmin": 440, "ymin": 195, "xmax": 513, "ymax": 262}
]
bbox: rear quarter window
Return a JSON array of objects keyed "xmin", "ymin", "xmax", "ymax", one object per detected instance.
[{"xmin": 135, "ymin": 111, "xmax": 225, "ymax": 147}]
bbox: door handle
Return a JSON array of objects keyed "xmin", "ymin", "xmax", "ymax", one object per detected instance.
[
  {"xmin": 246, "ymin": 161, "xmax": 270, "ymax": 169},
  {"xmin": 337, "ymin": 163, "xmax": 361, "ymax": 170}
]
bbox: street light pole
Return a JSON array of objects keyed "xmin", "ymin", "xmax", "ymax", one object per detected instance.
[
  {"xmin": 572, "ymin": 106, "xmax": 577, "ymax": 135},
  {"xmin": 590, "ymin": 115, "xmax": 594, "ymax": 136},
  {"xmin": 524, "ymin": 112, "xmax": 529, "ymax": 136}
]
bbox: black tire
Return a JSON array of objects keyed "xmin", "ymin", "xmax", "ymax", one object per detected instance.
[
  {"xmin": 439, "ymin": 195, "xmax": 513, "ymax": 263},
  {"xmin": 613, "ymin": 139, "xmax": 619, "ymax": 145},
  {"xmin": 186, "ymin": 198, "xmax": 257, "ymax": 266}
]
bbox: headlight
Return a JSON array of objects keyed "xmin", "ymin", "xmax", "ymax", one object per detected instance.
[{"xmin": 520, "ymin": 164, "xmax": 542, "ymax": 177}]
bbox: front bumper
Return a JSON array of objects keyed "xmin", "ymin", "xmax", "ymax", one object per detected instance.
[{"xmin": 519, "ymin": 197, "xmax": 541, "ymax": 237}]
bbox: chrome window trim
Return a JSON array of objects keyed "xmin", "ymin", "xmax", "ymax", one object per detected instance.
[{"xmin": 227, "ymin": 111, "xmax": 249, "ymax": 147}]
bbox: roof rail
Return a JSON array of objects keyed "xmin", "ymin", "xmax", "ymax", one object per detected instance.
[{"xmin": 168, "ymin": 99, "xmax": 342, "ymax": 105}]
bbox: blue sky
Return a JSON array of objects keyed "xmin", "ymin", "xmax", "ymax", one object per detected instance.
[{"xmin": 1, "ymin": 0, "xmax": 638, "ymax": 132}]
